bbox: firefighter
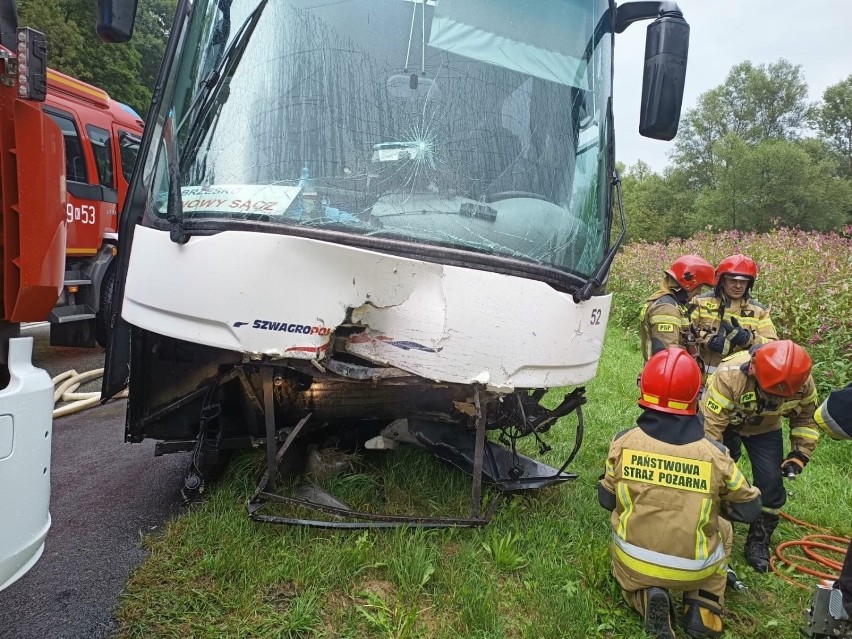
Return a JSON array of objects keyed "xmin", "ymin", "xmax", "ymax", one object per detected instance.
[
  {"xmin": 700, "ymin": 340, "xmax": 820, "ymax": 573},
  {"xmin": 640, "ymin": 255, "xmax": 716, "ymax": 362},
  {"xmin": 600, "ymin": 347, "xmax": 762, "ymax": 639},
  {"xmin": 692, "ymin": 254, "xmax": 778, "ymax": 378},
  {"xmin": 814, "ymin": 383, "xmax": 852, "ymax": 620}
]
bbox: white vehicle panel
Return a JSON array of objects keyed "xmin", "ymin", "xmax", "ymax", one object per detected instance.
[
  {"xmin": 123, "ymin": 226, "xmax": 610, "ymax": 389},
  {"xmin": 0, "ymin": 337, "xmax": 53, "ymax": 592}
]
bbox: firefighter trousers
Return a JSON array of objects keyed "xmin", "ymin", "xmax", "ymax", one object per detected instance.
[
  {"xmin": 614, "ymin": 518, "xmax": 733, "ymax": 614},
  {"xmin": 723, "ymin": 428, "xmax": 786, "ymax": 510}
]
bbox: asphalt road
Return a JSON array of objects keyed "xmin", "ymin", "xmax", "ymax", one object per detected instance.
[{"xmin": 0, "ymin": 325, "xmax": 189, "ymax": 639}]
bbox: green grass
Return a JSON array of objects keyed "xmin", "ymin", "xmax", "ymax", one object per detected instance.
[{"xmin": 113, "ymin": 328, "xmax": 852, "ymax": 639}]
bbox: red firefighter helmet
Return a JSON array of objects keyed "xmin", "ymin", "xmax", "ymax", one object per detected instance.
[
  {"xmin": 638, "ymin": 347, "xmax": 702, "ymax": 415},
  {"xmin": 715, "ymin": 254, "xmax": 758, "ymax": 284},
  {"xmin": 751, "ymin": 340, "xmax": 812, "ymax": 398},
  {"xmin": 665, "ymin": 255, "xmax": 715, "ymax": 292}
]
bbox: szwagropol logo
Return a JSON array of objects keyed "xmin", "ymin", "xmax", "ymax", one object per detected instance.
[{"xmin": 233, "ymin": 319, "xmax": 332, "ymax": 336}]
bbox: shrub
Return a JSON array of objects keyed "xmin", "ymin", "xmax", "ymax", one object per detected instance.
[{"xmin": 608, "ymin": 227, "xmax": 852, "ymax": 395}]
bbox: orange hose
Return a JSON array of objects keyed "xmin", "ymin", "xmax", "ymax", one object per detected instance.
[
  {"xmin": 780, "ymin": 511, "xmax": 837, "ymax": 535},
  {"xmin": 770, "ymin": 512, "xmax": 851, "ymax": 590}
]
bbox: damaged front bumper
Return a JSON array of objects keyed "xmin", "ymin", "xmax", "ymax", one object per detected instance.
[{"xmin": 247, "ymin": 379, "xmax": 585, "ymax": 529}]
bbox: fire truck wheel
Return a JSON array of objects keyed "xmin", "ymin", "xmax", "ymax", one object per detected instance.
[{"xmin": 96, "ymin": 262, "xmax": 116, "ymax": 348}]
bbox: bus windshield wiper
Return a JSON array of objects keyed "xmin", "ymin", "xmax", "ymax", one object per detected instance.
[
  {"xmin": 177, "ymin": 0, "xmax": 268, "ymax": 173},
  {"xmin": 166, "ymin": 0, "xmax": 268, "ymax": 243}
]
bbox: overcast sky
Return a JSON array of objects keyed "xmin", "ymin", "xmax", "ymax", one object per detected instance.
[{"xmin": 612, "ymin": 0, "xmax": 852, "ymax": 172}]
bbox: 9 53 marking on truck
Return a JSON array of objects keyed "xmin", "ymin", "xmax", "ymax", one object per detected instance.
[{"xmin": 67, "ymin": 203, "xmax": 96, "ymax": 225}]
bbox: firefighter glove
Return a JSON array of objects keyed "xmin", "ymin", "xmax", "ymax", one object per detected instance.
[
  {"xmin": 707, "ymin": 332, "xmax": 732, "ymax": 356},
  {"xmin": 781, "ymin": 451, "xmax": 809, "ymax": 478},
  {"xmin": 728, "ymin": 317, "xmax": 752, "ymax": 348}
]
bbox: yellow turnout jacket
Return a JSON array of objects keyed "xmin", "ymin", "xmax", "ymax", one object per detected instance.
[
  {"xmin": 692, "ymin": 294, "xmax": 777, "ymax": 373},
  {"xmin": 601, "ymin": 421, "xmax": 761, "ymax": 584},
  {"xmin": 701, "ymin": 351, "xmax": 821, "ymax": 459}
]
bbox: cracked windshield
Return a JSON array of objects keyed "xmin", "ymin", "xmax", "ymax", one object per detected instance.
[{"xmin": 157, "ymin": 0, "xmax": 612, "ymax": 276}]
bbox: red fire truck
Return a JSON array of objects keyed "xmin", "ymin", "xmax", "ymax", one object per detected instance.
[{"xmin": 43, "ymin": 69, "xmax": 143, "ymax": 348}]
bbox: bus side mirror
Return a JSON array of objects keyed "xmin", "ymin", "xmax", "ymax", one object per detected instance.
[
  {"xmin": 96, "ymin": 0, "xmax": 138, "ymax": 43},
  {"xmin": 638, "ymin": 11, "xmax": 689, "ymax": 141}
]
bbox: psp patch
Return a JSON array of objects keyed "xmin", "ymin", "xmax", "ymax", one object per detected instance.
[
  {"xmin": 656, "ymin": 323, "xmax": 675, "ymax": 333},
  {"xmin": 706, "ymin": 398, "xmax": 724, "ymax": 414}
]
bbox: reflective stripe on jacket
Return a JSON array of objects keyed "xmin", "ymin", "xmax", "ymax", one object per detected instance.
[
  {"xmin": 600, "ymin": 426, "xmax": 760, "ymax": 581},
  {"xmin": 814, "ymin": 384, "xmax": 852, "ymax": 440},
  {"xmin": 611, "ymin": 533, "xmax": 727, "ymax": 582},
  {"xmin": 700, "ymin": 351, "xmax": 821, "ymax": 458}
]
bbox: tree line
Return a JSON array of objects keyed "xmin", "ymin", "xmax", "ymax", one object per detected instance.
[
  {"xmin": 620, "ymin": 60, "xmax": 852, "ymax": 242},
  {"xmin": 18, "ymin": 0, "xmax": 176, "ymax": 117}
]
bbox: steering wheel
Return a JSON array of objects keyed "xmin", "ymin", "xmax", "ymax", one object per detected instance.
[{"xmin": 484, "ymin": 191, "xmax": 552, "ymax": 204}]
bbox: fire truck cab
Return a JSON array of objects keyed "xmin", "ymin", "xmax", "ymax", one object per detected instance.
[{"xmin": 43, "ymin": 69, "xmax": 143, "ymax": 348}]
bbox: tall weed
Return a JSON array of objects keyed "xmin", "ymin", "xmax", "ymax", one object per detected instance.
[{"xmin": 609, "ymin": 227, "xmax": 852, "ymax": 395}]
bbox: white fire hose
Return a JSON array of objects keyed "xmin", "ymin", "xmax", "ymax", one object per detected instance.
[{"xmin": 51, "ymin": 368, "xmax": 128, "ymax": 418}]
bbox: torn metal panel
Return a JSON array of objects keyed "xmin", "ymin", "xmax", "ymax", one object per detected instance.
[
  {"xmin": 324, "ymin": 358, "xmax": 411, "ymax": 381},
  {"xmin": 247, "ymin": 386, "xmax": 504, "ymax": 529},
  {"xmin": 244, "ymin": 384, "xmax": 583, "ymax": 528},
  {"xmin": 409, "ymin": 420, "xmax": 577, "ymax": 491}
]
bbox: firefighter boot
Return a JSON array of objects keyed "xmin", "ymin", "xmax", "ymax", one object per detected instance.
[
  {"xmin": 683, "ymin": 602, "xmax": 724, "ymax": 639},
  {"xmin": 745, "ymin": 512, "xmax": 780, "ymax": 573},
  {"xmin": 642, "ymin": 587, "xmax": 677, "ymax": 639}
]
